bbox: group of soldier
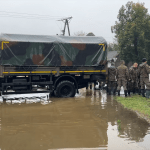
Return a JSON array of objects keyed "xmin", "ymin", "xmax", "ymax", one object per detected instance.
[{"xmin": 107, "ymin": 58, "xmax": 150, "ymax": 98}]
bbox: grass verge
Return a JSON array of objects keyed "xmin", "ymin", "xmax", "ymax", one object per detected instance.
[{"xmin": 114, "ymin": 95, "xmax": 150, "ymax": 123}]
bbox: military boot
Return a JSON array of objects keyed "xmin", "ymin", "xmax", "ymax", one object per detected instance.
[
  {"xmin": 135, "ymin": 88, "xmax": 138, "ymax": 94},
  {"xmin": 146, "ymin": 89, "xmax": 150, "ymax": 98},
  {"xmin": 141, "ymin": 89, "xmax": 145, "ymax": 97},
  {"xmin": 125, "ymin": 90, "xmax": 128, "ymax": 97},
  {"xmin": 117, "ymin": 90, "xmax": 120, "ymax": 96},
  {"xmin": 113, "ymin": 89, "xmax": 116, "ymax": 95},
  {"xmin": 128, "ymin": 90, "xmax": 130, "ymax": 96},
  {"xmin": 138, "ymin": 89, "xmax": 141, "ymax": 95},
  {"xmin": 108, "ymin": 89, "xmax": 111, "ymax": 95},
  {"xmin": 133, "ymin": 89, "xmax": 135, "ymax": 94}
]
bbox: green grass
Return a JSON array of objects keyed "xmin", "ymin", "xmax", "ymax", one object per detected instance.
[
  {"xmin": 115, "ymin": 95, "xmax": 150, "ymax": 118},
  {"xmin": 117, "ymin": 120, "xmax": 121, "ymax": 131},
  {"xmin": 117, "ymin": 119, "xmax": 121, "ymax": 123}
]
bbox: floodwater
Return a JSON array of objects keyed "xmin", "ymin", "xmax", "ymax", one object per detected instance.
[{"xmin": 0, "ymin": 88, "xmax": 150, "ymax": 150}]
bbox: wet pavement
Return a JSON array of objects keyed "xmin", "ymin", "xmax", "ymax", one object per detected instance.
[{"xmin": 0, "ymin": 88, "xmax": 150, "ymax": 150}]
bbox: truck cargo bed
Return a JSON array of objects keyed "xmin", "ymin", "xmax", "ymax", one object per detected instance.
[{"xmin": 0, "ymin": 34, "xmax": 107, "ymax": 67}]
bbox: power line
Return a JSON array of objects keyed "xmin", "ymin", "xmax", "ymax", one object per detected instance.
[
  {"xmin": 55, "ymin": 20, "xmax": 64, "ymax": 34},
  {"xmin": 0, "ymin": 10, "xmax": 65, "ymax": 18},
  {"xmin": 0, "ymin": 11, "xmax": 71, "ymax": 34},
  {"xmin": 0, "ymin": 10, "xmax": 66, "ymax": 20},
  {"xmin": 0, "ymin": 14, "xmax": 62, "ymax": 20}
]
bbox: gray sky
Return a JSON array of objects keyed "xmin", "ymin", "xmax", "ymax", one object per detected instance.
[{"xmin": 0, "ymin": 0, "xmax": 150, "ymax": 43}]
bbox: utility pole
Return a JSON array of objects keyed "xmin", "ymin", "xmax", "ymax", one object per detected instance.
[{"xmin": 58, "ymin": 17, "xmax": 72, "ymax": 36}]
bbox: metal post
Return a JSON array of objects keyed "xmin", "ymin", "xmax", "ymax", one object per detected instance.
[
  {"xmin": 58, "ymin": 17, "xmax": 72, "ymax": 36},
  {"xmin": 63, "ymin": 20, "xmax": 67, "ymax": 36},
  {"xmin": 29, "ymin": 75, "xmax": 32, "ymax": 91},
  {"xmin": 86, "ymin": 83, "xmax": 88, "ymax": 90},
  {"xmin": 66, "ymin": 20, "xmax": 70, "ymax": 36}
]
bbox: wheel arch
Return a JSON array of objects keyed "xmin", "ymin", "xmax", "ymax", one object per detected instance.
[{"xmin": 54, "ymin": 75, "xmax": 78, "ymax": 90}]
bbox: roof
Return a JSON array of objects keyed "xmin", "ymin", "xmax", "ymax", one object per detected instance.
[
  {"xmin": 107, "ymin": 51, "xmax": 118, "ymax": 60},
  {"xmin": 0, "ymin": 33, "xmax": 107, "ymax": 44}
]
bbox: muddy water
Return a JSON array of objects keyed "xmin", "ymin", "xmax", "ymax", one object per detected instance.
[{"xmin": 0, "ymin": 89, "xmax": 150, "ymax": 150}]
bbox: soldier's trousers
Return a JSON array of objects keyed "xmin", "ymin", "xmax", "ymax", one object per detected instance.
[
  {"xmin": 117, "ymin": 78, "xmax": 127, "ymax": 90},
  {"xmin": 108, "ymin": 81, "xmax": 117, "ymax": 92},
  {"xmin": 127, "ymin": 81, "xmax": 132, "ymax": 91},
  {"xmin": 128, "ymin": 80, "xmax": 138, "ymax": 91},
  {"xmin": 140, "ymin": 77, "xmax": 150, "ymax": 89}
]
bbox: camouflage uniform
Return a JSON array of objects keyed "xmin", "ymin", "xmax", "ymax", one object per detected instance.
[
  {"xmin": 108, "ymin": 63, "xmax": 117, "ymax": 95},
  {"xmin": 116, "ymin": 61, "xmax": 129, "ymax": 96},
  {"xmin": 128, "ymin": 66, "xmax": 139, "ymax": 94},
  {"xmin": 138, "ymin": 62, "xmax": 150, "ymax": 97}
]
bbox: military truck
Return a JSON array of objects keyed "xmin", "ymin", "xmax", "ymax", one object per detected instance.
[{"xmin": 0, "ymin": 33, "xmax": 107, "ymax": 97}]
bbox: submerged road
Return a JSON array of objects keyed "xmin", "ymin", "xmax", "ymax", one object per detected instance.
[{"xmin": 0, "ymin": 88, "xmax": 150, "ymax": 150}]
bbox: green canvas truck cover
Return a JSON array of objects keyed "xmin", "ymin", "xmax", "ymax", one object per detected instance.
[{"xmin": 0, "ymin": 33, "xmax": 107, "ymax": 66}]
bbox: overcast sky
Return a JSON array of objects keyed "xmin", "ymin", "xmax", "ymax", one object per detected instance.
[{"xmin": 0, "ymin": 0, "xmax": 150, "ymax": 43}]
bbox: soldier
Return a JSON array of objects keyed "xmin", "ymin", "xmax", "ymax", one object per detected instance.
[
  {"xmin": 138, "ymin": 58, "xmax": 150, "ymax": 97},
  {"xmin": 116, "ymin": 60, "xmax": 129, "ymax": 96},
  {"xmin": 128, "ymin": 63, "xmax": 139, "ymax": 95},
  {"xmin": 108, "ymin": 61, "xmax": 117, "ymax": 95}
]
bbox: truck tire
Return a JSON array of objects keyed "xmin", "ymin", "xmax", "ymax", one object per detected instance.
[{"xmin": 55, "ymin": 80, "xmax": 76, "ymax": 98}]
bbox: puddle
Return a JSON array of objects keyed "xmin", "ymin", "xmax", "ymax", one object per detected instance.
[{"xmin": 0, "ymin": 88, "xmax": 149, "ymax": 150}]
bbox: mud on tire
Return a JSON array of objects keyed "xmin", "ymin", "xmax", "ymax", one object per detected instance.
[{"xmin": 55, "ymin": 80, "xmax": 76, "ymax": 98}]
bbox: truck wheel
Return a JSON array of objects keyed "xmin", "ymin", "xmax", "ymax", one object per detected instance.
[{"xmin": 55, "ymin": 80, "xmax": 76, "ymax": 98}]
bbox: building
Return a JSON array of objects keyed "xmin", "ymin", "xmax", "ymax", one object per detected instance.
[{"xmin": 107, "ymin": 51, "xmax": 119, "ymax": 67}]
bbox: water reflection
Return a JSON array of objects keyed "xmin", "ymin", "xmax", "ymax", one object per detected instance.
[
  {"xmin": 0, "ymin": 89, "xmax": 149, "ymax": 150},
  {"xmin": 85, "ymin": 90, "xmax": 150, "ymax": 143}
]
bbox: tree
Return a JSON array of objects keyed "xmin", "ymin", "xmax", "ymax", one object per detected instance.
[
  {"xmin": 107, "ymin": 43, "xmax": 119, "ymax": 51},
  {"xmin": 111, "ymin": 1, "xmax": 150, "ymax": 64},
  {"xmin": 86, "ymin": 32, "xmax": 95, "ymax": 36},
  {"xmin": 74, "ymin": 31, "xmax": 95, "ymax": 36},
  {"xmin": 74, "ymin": 31, "xmax": 86, "ymax": 36}
]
